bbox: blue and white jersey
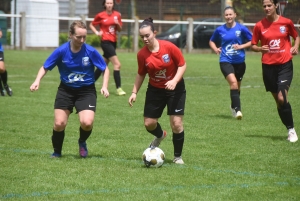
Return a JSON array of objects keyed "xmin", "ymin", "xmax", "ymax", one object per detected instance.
[
  {"xmin": 44, "ymin": 42, "xmax": 107, "ymax": 88},
  {"xmin": 210, "ymin": 22, "xmax": 252, "ymax": 64},
  {"xmin": 0, "ymin": 27, "xmax": 3, "ymax": 52}
]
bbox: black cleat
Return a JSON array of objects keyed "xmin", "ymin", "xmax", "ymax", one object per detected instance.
[{"xmin": 4, "ymin": 85, "xmax": 12, "ymax": 96}]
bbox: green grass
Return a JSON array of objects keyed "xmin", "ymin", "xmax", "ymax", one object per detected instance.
[{"xmin": 0, "ymin": 49, "xmax": 300, "ymax": 200}]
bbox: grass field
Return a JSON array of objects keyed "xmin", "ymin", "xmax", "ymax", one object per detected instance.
[{"xmin": 0, "ymin": 49, "xmax": 300, "ymax": 200}]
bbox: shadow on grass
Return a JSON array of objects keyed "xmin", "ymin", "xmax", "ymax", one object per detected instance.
[{"xmin": 245, "ymin": 135, "xmax": 286, "ymax": 141}]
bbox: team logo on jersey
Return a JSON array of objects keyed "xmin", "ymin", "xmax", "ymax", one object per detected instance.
[
  {"xmin": 82, "ymin": 57, "xmax": 90, "ymax": 66},
  {"xmin": 162, "ymin": 54, "xmax": 170, "ymax": 63},
  {"xmin": 155, "ymin": 69, "xmax": 167, "ymax": 79},
  {"xmin": 109, "ymin": 26, "xmax": 115, "ymax": 34},
  {"xmin": 269, "ymin": 39, "xmax": 280, "ymax": 49},
  {"xmin": 279, "ymin": 26, "xmax": 286, "ymax": 34},
  {"xmin": 67, "ymin": 73, "xmax": 85, "ymax": 83},
  {"xmin": 235, "ymin": 30, "xmax": 241, "ymax": 37},
  {"xmin": 225, "ymin": 44, "xmax": 238, "ymax": 55}
]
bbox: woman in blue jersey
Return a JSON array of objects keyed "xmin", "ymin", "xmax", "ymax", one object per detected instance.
[
  {"xmin": 0, "ymin": 27, "xmax": 13, "ymax": 96},
  {"xmin": 209, "ymin": 6, "xmax": 252, "ymax": 120},
  {"xmin": 30, "ymin": 21, "xmax": 110, "ymax": 158}
]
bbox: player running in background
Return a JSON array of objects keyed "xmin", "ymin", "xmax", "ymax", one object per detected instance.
[
  {"xmin": 0, "ymin": 27, "xmax": 13, "ymax": 96},
  {"xmin": 89, "ymin": 0, "xmax": 126, "ymax": 96},
  {"xmin": 209, "ymin": 6, "xmax": 252, "ymax": 120},
  {"xmin": 251, "ymin": 0, "xmax": 299, "ymax": 142},
  {"xmin": 30, "ymin": 21, "xmax": 110, "ymax": 158},
  {"xmin": 128, "ymin": 17, "xmax": 187, "ymax": 164}
]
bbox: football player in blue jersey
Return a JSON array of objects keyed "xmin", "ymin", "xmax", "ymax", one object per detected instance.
[
  {"xmin": 209, "ymin": 6, "xmax": 252, "ymax": 120},
  {"xmin": 30, "ymin": 21, "xmax": 110, "ymax": 158},
  {"xmin": 0, "ymin": 27, "xmax": 13, "ymax": 96}
]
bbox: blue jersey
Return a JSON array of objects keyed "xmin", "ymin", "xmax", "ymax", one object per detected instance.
[
  {"xmin": 210, "ymin": 22, "xmax": 252, "ymax": 64},
  {"xmin": 44, "ymin": 42, "xmax": 107, "ymax": 88},
  {"xmin": 0, "ymin": 27, "xmax": 3, "ymax": 52}
]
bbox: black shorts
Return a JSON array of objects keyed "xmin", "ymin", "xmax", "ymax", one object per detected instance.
[
  {"xmin": 0, "ymin": 51, "xmax": 4, "ymax": 61},
  {"xmin": 262, "ymin": 60, "xmax": 293, "ymax": 93},
  {"xmin": 101, "ymin": 40, "xmax": 117, "ymax": 60},
  {"xmin": 220, "ymin": 62, "xmax": 246, "ymax": 81},
  {"xmin": 144, "ymin": 79, "xmax": 186, "ymax": 118},
  {"xmin": 54, "ymin": 82, "xmax": 97, "ymax": 114}
]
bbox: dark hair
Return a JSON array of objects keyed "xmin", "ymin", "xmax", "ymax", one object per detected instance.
[
  {"xmin": 224, "ymin": 6, "xmax": 235, "ymax": 13},
  {"xmin": 102, "ymin": 0, "xmax": 115, "ymax": 10},
  {"xmin": 139, "ymin": 17, "xmax": 155, "ymax": 32},
  {"xmin": 263, "ymin": 0, "xmax": 280, "ymax": 14},
  {"xmin": 69, "ymin": 21, "xmax": 87, "ymax": 35}
]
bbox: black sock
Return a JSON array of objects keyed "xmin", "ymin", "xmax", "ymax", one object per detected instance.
[
  {"xmin": 0, "ymin": 70, "xmax": 8, "ymax": 86},
  {"xmin": 277, "ymin": 102, "xmax": 294, "ymax": 129},
  {"xmin": 0, "ymin": 77, "xmax": 3, "ymax": 90},
  {"xmin": 173, "ymin": 131, "xmax": 184, "ymax": 157},
  {"xmin": 147, "ymin": 122, "xmax": 163, "ymax": 138},
  {"xmin": 230, "ymin": 89, "xmax": 241, "ymax": 111},
  {"xmin": 114, "ymin": 70, "xmax": 121, "ymax": 89},
  {"xmin": 94, "ymin": 68, "xmax": 102, "ymax": 81},
  {"xmin": 52, "ymin": 130, "xmax": 65, "ymax": 154},
  {"xmin": 79, "ymin": 127, "xmax": 92, "ymax": 143}
]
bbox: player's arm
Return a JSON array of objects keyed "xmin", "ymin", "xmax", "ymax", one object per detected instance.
[
  {"xmin": 165, "ymin": 62, "xmax": 186, "ymax": 91},
  {"xmin": 209, "ymin": 40, "xmax": 221, "ymax": 54},
  {"xmin": 0, "ymin": 29, "xmax": 2, "ymax": 38},
  {"xmin": 30, "ymin": 66, "xmax": 48, "ymax": 92},
  {"xmin": 100, "ymin": 67, "xmax": 110, "ymax": 98},
  {"xmin": 128, "ymin": 73, "xmax": 146, "ymax": 107},
  {"xmin": 290, "ymin": 35, "xmax": 299, "ymax": 55},
  {"xmin": 89, "ymin": 22, "xmax": 102, "ymax": 36}
]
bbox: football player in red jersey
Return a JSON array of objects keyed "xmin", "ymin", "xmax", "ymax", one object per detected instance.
[
  {"xmin": 251, "ymin": 0, "xmax": 299, "ymax": 142},
  {"xmin": 128, "ymin": 18, "xmax": 187, "ymax": 164},
  {"xmin": 90, "ymin": 0, "xmax": 126, "ymax": 96}
]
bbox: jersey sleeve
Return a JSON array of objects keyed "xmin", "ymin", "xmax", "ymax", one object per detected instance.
[
  {"xmin": 170, "ymin": 43, "xmax": 185, "ymax": 67},
  {"xmin": 241, "ymin": 25, "xmax": 252, "ymax": 42},
  {"xmin": 288, "ymin": 19, "xmax": 299, "ymax": 39},
  {"xmin": 137, "ymin": 51, "xmax": 148, "ymax": 76},
  {"xmin": 117, "ymin": 12, "xmax": 123, "ymax": 27},
  {"xmin": 210, "ymin": 27, "xmax": 220, "ymax": 43},
  {"xmin": 43, "ymin": 47, "xmax": 61, "ymax": 71},
  {"xmin": 91, "ymin": 49, "xmax": 107, "ymax": 71},
  {"xmin": 91, "ymin": 13, "xmax": 102, "ymax": 25},
  {"xmin": 251, "ymin": 23, "xmax": 261, "ymax": 45}
]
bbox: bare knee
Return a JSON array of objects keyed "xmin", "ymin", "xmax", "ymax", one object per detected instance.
[
  {"xmin": 54, "ymin": 120, "xmax": 67, "ymax": 131},
  {"xmin": 80, "ymin": 120, "xmax": 93, "ymax": 131},
  {"xmin": 144, "ymin": 118, "xmax": 157, "ymax": 130}
]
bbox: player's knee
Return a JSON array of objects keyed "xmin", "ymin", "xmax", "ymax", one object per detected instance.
[
  {"xmin": 54, "ymin": 120, "xmax": 67, "ymax": 130},
  {"xmin": 80, "ymin": 120, "xmax": 93, "ymax": 130}
]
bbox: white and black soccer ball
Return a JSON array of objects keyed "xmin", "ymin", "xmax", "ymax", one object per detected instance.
[{"xmin": 142, "ymin": 147, "xmax": 165, "ymax": 168}]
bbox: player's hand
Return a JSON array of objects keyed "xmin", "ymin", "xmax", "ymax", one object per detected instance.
[
  {"xmin": 290, "ymin": 46, "xmax": 298, "ymax": 55},
  {"xmin": 100, "ymin": 87, "xmax": 109, "ymax": 98},
  {"xmin": 29, "ymin": 82, "xmax": 40, "ymax": 92},
  {"xmin": 165, "ymin": 80, "xmax": 177, "ymax": 91},
  {"xmin": 128, "ymin": 94, "xmax": 136, "ymax": 107},
  {"xmin": 261, "ymin": 45, "xmax": 269, "ymax": 53}
]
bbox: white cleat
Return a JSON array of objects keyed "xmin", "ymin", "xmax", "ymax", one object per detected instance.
[{"xmin": 287, "ymin": 128, "xmax": 298, "ymax": 142}]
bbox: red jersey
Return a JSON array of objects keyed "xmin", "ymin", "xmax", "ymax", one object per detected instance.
[
  {"xmin": 252, "ymin": 16, "xmax": 298, "ymax": 65},
  {"xmin": 91, "ymin": 11, "xmax": 122, "ymax": 42},
  {"xmin": 137, "ymin": 40, "xmax": 186, "ymax": 88}
]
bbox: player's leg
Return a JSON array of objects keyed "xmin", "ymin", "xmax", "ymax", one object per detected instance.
[
  {"xmin": 75, "ymin": 85, "xmax": 97, "ymax": 157},
  {"xmin": 109, "ymin": 55, "xmax": 126, "ymax": 95},
  {"xmin": 52, "ymin": 109, "xmax": 70, "ymax": 157},
  {"xmin": 0, "ymin": 52, "xmax": 12, "ymax": 96},
  {"xmin": 144, "ymin": 85, "xmax": 166, "ymax": 147},
  {"xmin": 0, "ymin": 76, "xmax": 5, "ymax": 96},
  {"xmin": 273, "ymin": 61, "xmax": 297, "ymax": 142},
  {"xmin": 220, "ymin": 62, "xmax": 241, "ymax": 119},
  {"xmin": 167, "ymin": 80, "xmax": 186, "ymax": 164}
]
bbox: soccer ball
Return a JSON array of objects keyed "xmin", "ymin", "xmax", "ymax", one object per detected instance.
[{"xmin": 142, "ymin": 147, "xmax": 165, "ymax": 168}]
